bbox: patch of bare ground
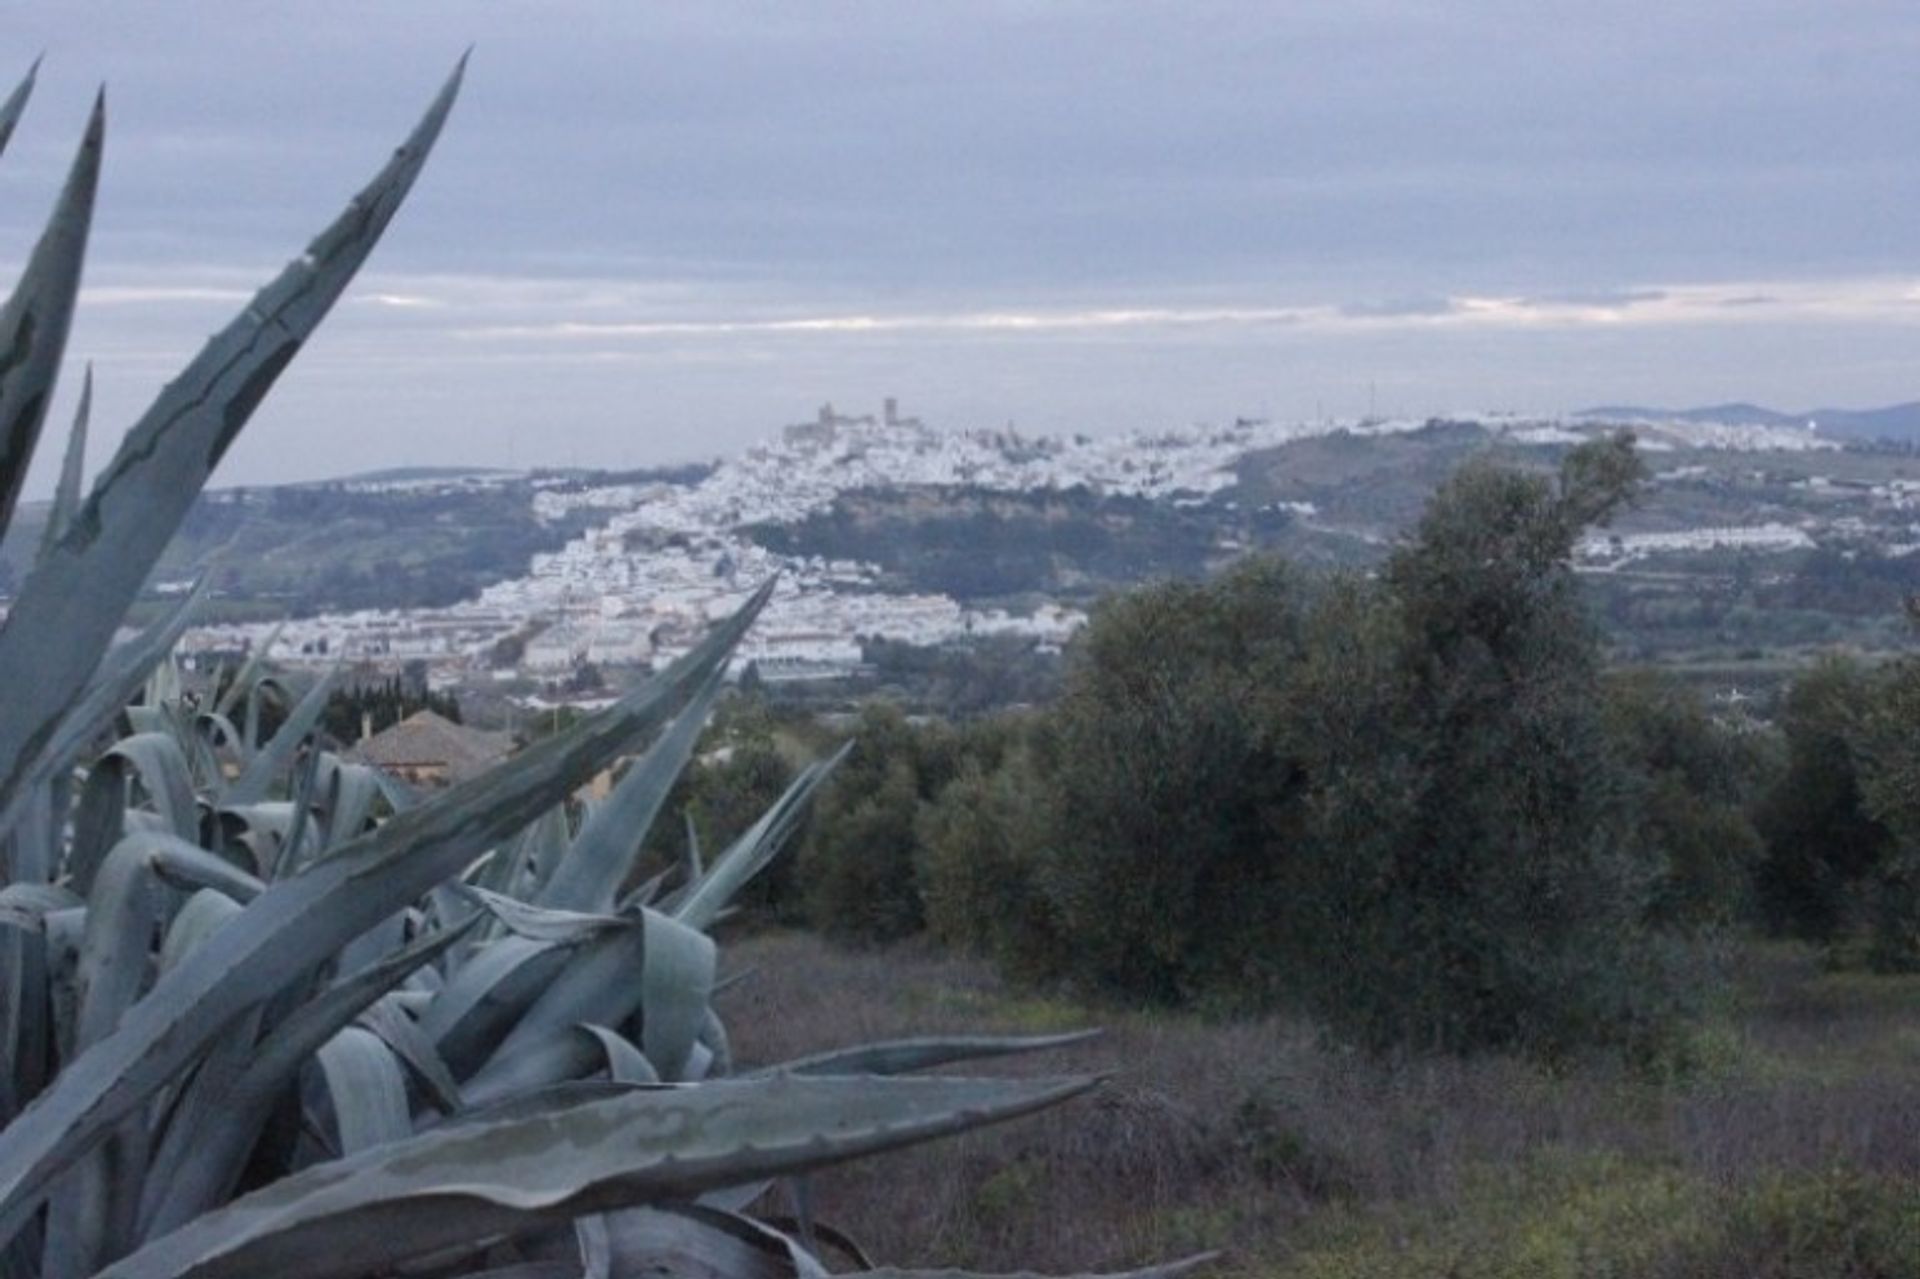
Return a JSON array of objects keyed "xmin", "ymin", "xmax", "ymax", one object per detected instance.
[{"xmin": 720, "ymin": 931, "xmax": 1920, "ymax": 1278}]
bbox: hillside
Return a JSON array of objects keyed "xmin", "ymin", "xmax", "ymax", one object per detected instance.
[{"xmin": 35, "ymin": 406, "xmax": 1920, "ymax": 711}]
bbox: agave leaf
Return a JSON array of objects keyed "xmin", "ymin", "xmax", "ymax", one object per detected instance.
[
  {"xmin": 314, "ymin": 753, "xmax": 380, "ymax": 852},
  {"xmin": 575, "ymin": 1212, "xmax": 613, "ymax": 1279},
  {"xmin": 354, "ymin": 996, "xmax": 461, "ymax": 1115},
  {"xmin": 99, "ymin": 1071, "xmax": 1101, "ymax": 1279},
  {"xmin": 138, "ymin": 917, "xmax": 476, "ymax": 1239},
  {"xmin": 683, "ymin": 810, "xmax": 703, "ymax": 884},
  {"xmin": 760, "ymin": 1030, "xmax": 1103, "ymax": 1079},
  {"xmin": 0, "ymin": 56, "xmax": 39, "ymax": 159},
  {"xmin": 225, "ymin": 666, "xmax": 342, "ymax": 805},
  {"xmin": 459, "ymin": 919, "xmax": 649, "ymax": 1107},
  {"xmin": 0, "ymin": 845, "xmax": 64, "ymax": 1117},
  {"xmin": 577, "ymin": 1023, "xmax": 658, "ymax": 1085},
  {"xmin": 0, "ymin": 581, "xmax": 769, "ymax": 1247},
  {"xmin": 459, "ymin": 904, "xmax": 713, "ymax": 1103},
  {"xmin": 75, "ymin": 833, "xmax": 262, "ymax": 1052},
  {"xmin": 67, "ymin": 733, "xmax": 205, "ymax": 896},
  {"xmin": 42, "ymin": 901, "xmax": 83, "ymax": 1003},
  {"xmin": 539, "ymin": 661, "xmax": 727, "ymax": 913},
  {"xmin": 0, "ymin": 478, "xmax": 760, "ymax": 1236},
  {"xmin": 420, "ymin": 935, "xmax": 570, "ymax": 1078},
  {"xmin": 111, "ymin": 732, "xmax": 200, "ymax": 841},
  {"xmin": 670, "ymin": 742, "xmax": 848, "ymax": 931},
  {"xmin": 211, "ymin": 619, "xmax": 286, "ymax": 723},
  {"xmin": 453, "ymin": 883, "xmax": 629, "ymax": 944},
  {"xmin": 27, "ymin": 576, "xmax": 209, "ymax": 798},
  {"xmin": 0, "ymin": 90, "xmax": 97, "ymax": 542},
  {"xmin": 597, "ymin": 1202, "xmax": 829, "ymax": 1279},
  {"xmin": 269, "ymin": 745, "xmax": 327, "ymax": 881},
  {"xmin": 155, "ymin": 890, "xmax": 243, "ymax": 975},
  {"xmin": 313, "ymin": 1025, "xmax": 412, "ymax": 1155},
  {"xmin": 638, "ymin": 908, "xmax": 714, "ymax": 1081},
  {"xmin": 34, "ymin": 362, "xmax": 89, "ymax": 568},
  {"xmin": 482, "ymin": 805, "xmax": 569, "ymax": 905},
  {"xmin": 0, "ymin": 60, "xmax": 461, "ymax": 845},
  {"xmin": 0, "ymin": 882, "xmax": 78, "ymax": 931}
]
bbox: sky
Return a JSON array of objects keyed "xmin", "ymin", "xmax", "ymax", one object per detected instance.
[{"xmin": 4, "ymin": 2, "xmax": 1920, "ymax": 489}]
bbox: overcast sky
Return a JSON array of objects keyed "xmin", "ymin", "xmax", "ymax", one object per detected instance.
[{"xmin": 4, "ymin": 2, "xmax": 1920, "ymax": 489}]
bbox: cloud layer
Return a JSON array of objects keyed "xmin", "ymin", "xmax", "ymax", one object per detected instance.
[{"xmin": 0, "ymin": 2, "xmax": 1915, "ymax": 485}]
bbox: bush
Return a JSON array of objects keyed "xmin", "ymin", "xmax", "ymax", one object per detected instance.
[
  {"xmin": 1753, "ymin": 658, "xmax": 1899, "ymax": 948},
  {"xmin": 916, "ymin": 726, "xmax": 1067, "ymax": 980},
  {"xmin": 1023, "ymin": 556, "xmax": 1310, "ymax": 1004},
  {"xmin": 801, "ymin": 703, "xmax": 960, "ymax": 943},
  {"xmin": 1603, "ymin": 669, "xmax": 1772, "ymax": 928}
]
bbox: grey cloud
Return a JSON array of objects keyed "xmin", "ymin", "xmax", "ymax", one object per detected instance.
[
  {"xmin": 1522, "ymin": 290, "xmax": 1668, "ymax": 309},
  {"xmin": 1, "ymin": 0, "xmax": 1916, "ymax": 488},
  {"xmin": 1340, "ymin": 296, "xmax": 1459, "ymax": 319}
]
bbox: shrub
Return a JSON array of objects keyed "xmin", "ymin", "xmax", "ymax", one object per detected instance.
[
  {"xmin": 801, "ymin": 702, "xmax": 969, "ymax": 943},
  {"xmin": 916, "ymin": 727, "xmax": 1067, "ymax": 980},
  {"xmin": 1753, "ymin": 657, "xmax": 1898, "ymax": 947},
  {"xmin": 1026, "ymin": 556, "xmax": 1309, "ymax": 1004},
  {"xmin": 1602, "ymin": 668, "xmax": 1772, "ymax": 928}
]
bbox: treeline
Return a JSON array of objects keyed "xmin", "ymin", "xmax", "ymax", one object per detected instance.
[
  {"xmin": 321, "ymin": 675, "xmax": 463, "ymax": 743},
  {"xmin": 657, "ymin": 436, "xmax": 1920, "ymax": 1064}
]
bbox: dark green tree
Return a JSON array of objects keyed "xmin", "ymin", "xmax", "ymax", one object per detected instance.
[
  {"xmin": 1027, "ymin": 556, "xmax": 1309, "ymax": 1002},
  {"xmin": 800, "ymin": 703, "xmax": 959, "ymax": 944},
  {"xmin": 1603, "ymin": 669, "xmax": 1771, "ymax": 928},
  {"xmin": 1753, "ymin": 657, "xmax": 1895, "ymax": 943},
  {"xmin": 1282, "ymin": 435, "xmax": 1680, "ymax": 1057}
]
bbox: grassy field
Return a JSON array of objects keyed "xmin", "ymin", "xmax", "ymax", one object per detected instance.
[{"xmin": 723, "ymin": 933, "xmax": 1920, "ymax": 1278}]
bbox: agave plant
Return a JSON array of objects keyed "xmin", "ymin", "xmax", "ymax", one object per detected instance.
[{"xmin": 0, "ymin": 59, "xmax": 1198, "ymax": 1279}]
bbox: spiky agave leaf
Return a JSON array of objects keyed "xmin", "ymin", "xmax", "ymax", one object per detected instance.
[
  {"xmin": 224, "ymin": 666, "xmax": 342, "ymax": 805},
  {"xmin": 536, "ymin": 661, "xmax": 728, "ymax": 914},
  {"xmin": 0, "ymin": 58, "xmax": 463, "ymax": 845},
  {"xmin": 0, "ymin": 582, "xmax": 771, "ymax": 1249},
  {"xmin": 669, "ymin": 742, "xmax": 850, "ymax": 930},
  {"xmin": 139, "ymin": 917, "xmax": 477, "ymax": 1238},
  {"xmin": 97, "ymin": 1071, "xmax": 1101, "ymax": 1279},
  {"xmin": 0, "ymin": 91, "xmax": 97, "ymax": 544},
  {"xmin": 0, "ymin": 56, "xmax": 39, "ymax": 159},
  {"xmin": 757, "ymin": 1030, "xmax": 1103, "ymax": 1078},
  {"xmin": 34, "ymin": 362, "xmax": 89, "ymax": 568}
]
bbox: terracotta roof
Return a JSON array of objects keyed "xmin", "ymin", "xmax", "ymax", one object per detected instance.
[{"xmin": 349, "ymin": 710, "xmax": 513, "ymax": 780}]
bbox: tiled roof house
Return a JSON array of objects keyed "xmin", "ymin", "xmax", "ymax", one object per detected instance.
[{"xmin": 349, "ymin": 709, "xmax": 513, "ymax": 788}]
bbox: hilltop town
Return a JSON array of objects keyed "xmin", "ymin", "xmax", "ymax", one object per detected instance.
[{"xmin": 12, "ymin": 396, "xmax": 1910, "ymax": 709}]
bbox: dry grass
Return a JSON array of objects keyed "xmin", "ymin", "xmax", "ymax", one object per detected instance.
[{"xmin": 719, "ymin": 932, "xmax": 1920, "ymax": 1278}]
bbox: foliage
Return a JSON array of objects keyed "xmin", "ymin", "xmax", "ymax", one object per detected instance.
[
  {"xmin": 321, "ymin": 673, "xmax": 463, "ymax": 742},
  {"xmin": 931, "ymin": 436, "xmax": 1696, "ymax": 1058},
  {"xmin": 915, "ymin": 720, "xmax": 1064, "ymax": 979},
  {"xmin": 1845, "ymin": 654, "xmax": 1920, "ymax": 971},
  {"xmin": 801, "ymin": 703, "xmax": 961, "ymax": 943},
  {"xmin": 862, "ymin": 634, "xmax": 1064, "ymax": 717},
  {"xmin": 1020, "ymin": 556, "xmax": 1309, "ymax": 1004},
  {"xmin": 1275, "ymin": 440, "xmax": 1686, "ymax": 1058},
  {"xmin": 1752, "ymin": 656, "xmax": 1898, "ymax": 945},
  {"xmin": 0, "ymin": 63, "xmax": 1123, "ymax": 1279},
  {"xmin": 745, "ymin": 483, "xmax": 1288, "ymax": 602},
  {"xmin": 1602, "ymin": 669, "xmax": 1771, "ymax": 927}
]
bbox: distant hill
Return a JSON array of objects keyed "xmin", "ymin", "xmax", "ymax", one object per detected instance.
[
  {"xmin": 1577, "ymin": 402, "xmax": 1920, "ymax": 443},
  {"xmin": 313, "ymin": 465, "xmax": 519, "ymax": 487}
]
